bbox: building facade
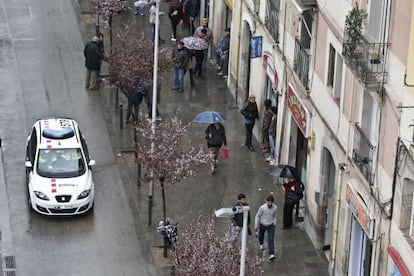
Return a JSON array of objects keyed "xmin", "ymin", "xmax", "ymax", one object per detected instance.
[{"xmin": 208, "ymin": 0, "xmax": 414, "ymax": 275}]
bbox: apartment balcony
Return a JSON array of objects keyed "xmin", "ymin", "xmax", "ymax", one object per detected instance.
[
  {"xmin": 342, "ymin": 24, "xmax": 389, "ymax": 90},
  {"xmin": 293, "ymin": 38, "xmax": 310, "ymax": 90},
  {"xmin": 352, "ymin": 123, "xmax": 375, "ymax": 185}
]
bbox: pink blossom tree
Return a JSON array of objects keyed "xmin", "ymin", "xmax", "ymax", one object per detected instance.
[
  {"xmin": 106, "ymin": 26, "xmax": 173, "ymax": 92},
  {"xmin": 136, "ymin": 118, "xmax": 209, "ymax": 221},
  {"xmin": 90, "ymin": 0, "xmax": 128, "ymax": 51},
  {"xmin": 136, "ymin": 117, "xmax": 209, "ymax": 256},
  {"xmin": 174, "ymin": 216, "xmax": 263, "ymax": 275}
]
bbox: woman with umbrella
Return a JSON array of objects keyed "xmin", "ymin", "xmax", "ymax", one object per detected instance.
[{"xmin": 205, "ymin": 122, "xmax": 227, "ymax": 174}]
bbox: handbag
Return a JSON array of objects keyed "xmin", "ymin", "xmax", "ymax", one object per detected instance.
[{"xmin": 220, "ymin": 147, "xmax": 229, "ymax": 160}]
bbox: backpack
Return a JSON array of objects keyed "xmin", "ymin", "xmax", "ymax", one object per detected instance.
[{"xmin": 130, "ymin": 90, "xmax": 142, "ymax": 104}]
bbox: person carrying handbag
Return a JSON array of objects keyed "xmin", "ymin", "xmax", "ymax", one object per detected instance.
[{"xmin": 205, "ymin": 122, "xmax": 227, "ymax": 175}]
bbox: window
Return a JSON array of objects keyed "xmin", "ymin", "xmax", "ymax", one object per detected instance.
[
  {"xmin": 401, "ymin": 179, "xmax": 414, "ymax": 230},
  {"xmin": 326, "ymin": 44, "xmax": 343, "ymax": 106},
  {"xmin": 327, "ymin": 45, "xmax": 335, "ymax": 87}
]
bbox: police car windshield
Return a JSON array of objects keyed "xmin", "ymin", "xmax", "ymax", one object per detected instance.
[{"xmin": 37, "ymin": 148, "xmax": 86, "ymax": 178}]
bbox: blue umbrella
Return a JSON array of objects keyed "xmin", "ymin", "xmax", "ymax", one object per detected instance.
[{"xmin": 193, "ymin": 111, "xmax": 226, "ymax": 124}]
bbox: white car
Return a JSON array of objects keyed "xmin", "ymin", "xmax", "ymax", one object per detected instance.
[{"xmin": 25, "ymin": 117, "xmax": 96, "ymax": 215}]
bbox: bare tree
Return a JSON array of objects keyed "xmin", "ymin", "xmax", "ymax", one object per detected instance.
[
  {"xmin": 106, "ymin": 26, "xmax": 173, "ymax": 92},
  {"xmin": 90, "ymin": 0, "xmax": 128, "ymax": 51},
  {"xmin": 174, "ymin": 216, "xmax": 263, "ymax": 275}
]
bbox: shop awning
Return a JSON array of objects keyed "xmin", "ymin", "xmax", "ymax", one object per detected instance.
[
  {"xmin": 387, "ymin": 247, "xmax": 410, "ymax": 276},
  {"xmin": 224, "ymin": 0, "xmax": 233, "ymax": 10}
]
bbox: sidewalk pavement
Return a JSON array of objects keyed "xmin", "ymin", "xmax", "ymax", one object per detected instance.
[{"xmin": 78, "ymin": 1, "xmax": 329, "ymax": 275}]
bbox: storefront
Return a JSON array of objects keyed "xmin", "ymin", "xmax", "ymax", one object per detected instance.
[
  {"xmin": 387, "ymin": 247, "xmax": 410, "ymax": 276},
  {"xmin": 263, "ymin": 54, "xmax": 280, "ymax": 107},
  {"xmin": 346, "ymin": 183, "xmax": 374, "ymax": 276},
  {"xmin": 286, "ymin": 83, "xmax": 310, "ymax": 181}
]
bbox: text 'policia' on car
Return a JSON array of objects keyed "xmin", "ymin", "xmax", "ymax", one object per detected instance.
[{"xmin": 25, "ymin": 116, "xmax": 96, "ymax": 215}]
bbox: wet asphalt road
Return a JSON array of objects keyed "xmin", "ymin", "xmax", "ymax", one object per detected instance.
[
  {"xmin": 0, "ymin": 0, "xmax": 329, "ymax": 275},
  {"xmin": 0, "ymin": 0, "xmax": 156, "ymax": 275}
]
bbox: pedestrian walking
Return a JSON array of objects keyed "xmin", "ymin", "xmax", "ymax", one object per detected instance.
[
  {"xmin": 149, "ymin": 3, "xmax": 165, "ymax": 44},
  {"xmin": 84, "ymin": 36, "xmax": 106, "ymax": 90},
  {"xmin": 168, "ymin": 0, "xmax": 184, "ymax": 41},
  {"xmin": 254, "ymin": 195, "xmax": 277, "ymax": 260},
  {"xmin": 205, "ymin": 122, "xmax": 227, "ymax": 174},
  {"xmin": 182, "ymin": 0, "xmax": 199, "ymax": 35},
  {"xmin": 282, "ymin": 177, "xmax": 305, "ymax": 229},
  {"xmin": 262, "ymin": 99, "xmax": 273, "ymax": 153},
  {"xmin": 134, "ymin": 0, "xmax": 148, "ymax": 16},
  {"xmin": 194, "ymin": 18, "xmax": 213, "ymax": 69},
  {"xmin": 171, "ymin": 41, "xmax": 190, "ymax": 93},
  {"xmin": 125, "ymin": 82, "xmax": 144, "ymax": 124},
  {"xmin": 240, "ymin": 95, "xmax": 259, "ymax": 151},
  {"xmin": 143, "ymin": 80, "xmax": 161, "ymax": 120},
  {"xmin": 193, "ymin": 28, "xmax": 207, "ymax": 77},
  {"xmin": 266, "ymin": 106, "xmax": 278, "ymax": 165},
  {"xmin": 215, "ymin": 28, "xmax": 230, "ymax": 78},
  {"xmin": 184, "ymin": 51, "xmax": 195, "ymax": 86},
  {"xmin": 231, "ymin": 193, "xmax": 251, "ymax": 242}
]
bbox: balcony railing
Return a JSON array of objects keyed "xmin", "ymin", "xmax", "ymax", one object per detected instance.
[
  {"xmin": 265, "ymin": 0, "xmax": 280, "ymax": 43},
  {"xmin": 293, "ymin": 38, "xmax": 310, "ymax": 90},
  {"xmin": 342, "ymin": 24, "xmax": 389, "ymax": 89},
  {"xmin": 352, "ymin": 123, "xmax": 375, "ymax": 185}
]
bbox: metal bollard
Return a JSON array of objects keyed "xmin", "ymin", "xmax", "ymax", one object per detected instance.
[
  {"xmin": 119, "ymin": 103, "xmax": 123, "ymax": 129},
  {"xmin": 115, "ymin": 88, "xmax": 119, "ymax": 110}
]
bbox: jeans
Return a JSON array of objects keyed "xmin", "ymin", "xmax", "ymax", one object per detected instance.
[
  {"xmin": 245, "ymin": 122, "xmax": 255, "ymax": 147},
  {"xmin": 126, "ymin": 101, "xmax": 140, "ymax": 123},
  {"xmin": 174, "ymin": 67, "xmax": 185, "ymax": 91},
  {"xmin": 135, "ymin": 6, "xmax": 145, "ymax": 15},
  {"xmin": 269, "ymin": 135, "xmax": 276, "ymax": 157},
  {"xmin": 258, "ymin": 223, "xmax": 275, "ymax": 255}
]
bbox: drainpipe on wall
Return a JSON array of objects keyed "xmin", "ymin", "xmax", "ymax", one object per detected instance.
[
  {"xmin": 276, "ymin": 2, "xmax": 288, "ymax": 164},
  {"xmin": 331, "ymin": 74, "xmax": 356, "ymax": 275},
  {"xmin": 234, "ymin": 0, "xmax": 243, "ymax": 107}
]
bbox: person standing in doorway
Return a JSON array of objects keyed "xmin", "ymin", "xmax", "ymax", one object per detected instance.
[
  {"xmin": 262, "ymin": 99, "xmax": 273, "ymax": 153},
  {"xmin": 84, "ymin": 36, "xmax": 105, "ymax": 90},
  {"xmin": 254, "ymin": 195, "xmax": 277, "ymax": 260},
  {"xmin": 266, "ymin": 106, "xmax": 278, "ymax": 165},
  {"xmin": 241, "ymin": 95, "xmax": 259, "ymax": 151}
]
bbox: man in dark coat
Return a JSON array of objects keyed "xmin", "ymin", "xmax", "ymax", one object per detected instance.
[
  {"xmin": 172, "ymin": 41, "xmax": 190, "ymax": 93},
  {"xmin": 84, "ymin": 36, "xmax": 105, "ymax": 90}
]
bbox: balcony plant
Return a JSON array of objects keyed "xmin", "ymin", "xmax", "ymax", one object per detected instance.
[{"xmin": 343, "ymin": 5, "xmax": 367, "ymax": 61}]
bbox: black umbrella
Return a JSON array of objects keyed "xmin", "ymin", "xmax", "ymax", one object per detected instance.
[{"xmin": 268, "ymin": 165, "xmax": 297, "ymax": 179}]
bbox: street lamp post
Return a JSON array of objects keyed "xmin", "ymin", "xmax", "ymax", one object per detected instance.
[
  {"xmin": 148, "ymin": 0, "xmax": 160, "ymax": 225},
  {"xmin": 215, "ymin": 206, "xmax": 250, "ymax": 276}
]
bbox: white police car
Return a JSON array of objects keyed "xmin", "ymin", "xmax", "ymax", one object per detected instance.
[{"xmin": 25, "ymin": 117, "xmax": 95, "ymax": 215}]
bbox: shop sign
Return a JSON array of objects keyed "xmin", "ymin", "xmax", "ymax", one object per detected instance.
[
  {"xmin": 224, "ymin": 0, "xmax": 233, "ymax": 9},
  {"xmin": 345, "ymin": 183, "xmax": 373, "ymax": 238},
  {"xmin": 250, "ymin": 36, "xmax": 262, "ymax": 59},
  {"xmin": 263, "ymin": 54, "xmax": 279, "ymax": 87},
  {"xmin": 387, "ymin": 247, "xmax": 410, "ymax": 276},
  {"xmin": 287, "ymin": 83, "xmax": 310, "ymax": 136}
]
